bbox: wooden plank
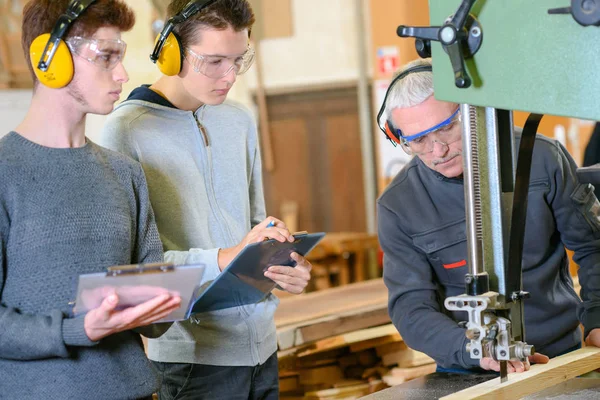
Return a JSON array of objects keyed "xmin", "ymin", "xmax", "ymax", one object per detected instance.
[
  {"xmin": 388, "ymin": 363, "xmax": 436, "ymax": 381},
  {"xmin": 279, "ymin": 375, "xmax": 300, "ymax": 393},
  {"xmin": 304, "ymin": 383, "xmax": 371, "ymax": 400},
  {"xmin": 277, "ymin": 303, "xmax": 390, "ymax": 350},
  {"xmin": 375, "ymin": 341, "xmax": 405, "ymax": 356},
  {"xmin": 383, "ymin": 347, "xmax": 434, "ymax": 368},
  {"xmin": 275, "ymin": 278, "xmax": 387, "ymax": 328},
  {"xmin": 375, "ymin": 341, "xmax": 434, "ymax": 367},
  {"xmin": 298, "ymin": 365, "xmax": 344, "ymax": 385},
  {"xmin": 349, "ymin": 332, "xmax": 402, "ymax": 353},
  {"xmin": 440, "ymin": 347, "xmax": 600, "ymax": 400},
  {"xmin": 252, "ymin": 41, "xmax": 275, "ymax": 172},
  {"xmin": 293, "ymin": 348, "xmax": 345, "ymax": 368},
  {"xmin": 294, "ymin": 324, "xmax": 399, "ymax": 358},
  {"xmin": 333, "ymin": 379, "xmax": 369, "ymax": 388}
]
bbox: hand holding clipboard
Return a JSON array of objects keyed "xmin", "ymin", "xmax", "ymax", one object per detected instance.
[
  {"xmin": 263, "ymin": 229, "xmax": 314, "ymax": 294},
  {"xmin": 188, "ymin": 230, "xmax": 325, "ymax": 315},
  {"xmin": 73, "ymin": 226, "xmax": 324, "ymax": 321}
]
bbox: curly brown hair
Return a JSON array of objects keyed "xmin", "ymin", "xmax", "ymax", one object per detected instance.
[
  {"xmin": 21, "ymin": 0, "xmax": 135, "ymax": 85},
  {"xmin": 166, "ymin": 0, "xmax": 255, "ymax": 49}
]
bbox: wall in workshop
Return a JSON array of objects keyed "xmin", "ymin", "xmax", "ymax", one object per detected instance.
[
  {"xmin": 245, "ymin": 0, "xmax": 364, "ymax": 91},
  {"xmin": 368, "ymin": 0, "xmax": 430, "ymax": 194},
  {"xmin": 0, "ymin": 90, "xmax": 30, "ymax": 137},
  {"xmin": 1, "ymin": 0, "xmax": 366, "ymax": 140}
]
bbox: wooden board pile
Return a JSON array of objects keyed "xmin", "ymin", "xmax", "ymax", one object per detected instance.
[{"xmin": 275, "ymin": 279, "xmax": 436, "ymax": 399}]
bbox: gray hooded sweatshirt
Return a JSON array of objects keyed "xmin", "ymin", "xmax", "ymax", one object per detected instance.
[{"xmin": 99, "ymin": 86, "xmax": 277, "ymax": 366}]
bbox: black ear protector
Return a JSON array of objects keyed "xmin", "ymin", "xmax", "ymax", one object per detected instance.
[
  {"xmin": 376, "ymin": 64, "xmax": 433, "ymax": 146},
  {"xmin": 29, "ymin": 0, "xmax": 96, "ymax": 88},
  {"xmin": 150, "ymin": 0, "xmax": 219, "ymax": 76}
]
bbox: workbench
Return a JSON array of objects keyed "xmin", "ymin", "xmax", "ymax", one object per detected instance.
[{"xmin": 361, "ymin": 373, "xmax": 600, "ymax": 400}]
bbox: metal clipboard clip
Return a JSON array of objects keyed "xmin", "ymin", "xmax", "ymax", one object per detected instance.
[
  {"xmin": 73, "ymin": 262, "xmax": 206, "ymax": 322},
  {"xmin": 106, "ymin": 262, "xmax": 175, "ymax": 277},
  {"xmin": 291, "ymin": 231, "xmax": 308, "ymax": 242}
]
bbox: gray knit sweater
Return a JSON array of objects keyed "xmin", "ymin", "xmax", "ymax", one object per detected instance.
[{"xmin": 0, "ymin": 132, "xmax": 164, "ymax": 399}]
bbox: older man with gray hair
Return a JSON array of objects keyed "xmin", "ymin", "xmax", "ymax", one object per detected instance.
[{"xmin": 377, "ymin": 57, "xmax": 600, "ymax": 374}]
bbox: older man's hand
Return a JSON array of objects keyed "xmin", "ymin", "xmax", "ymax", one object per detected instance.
[{"xmin": 479, "ymin": 353, "xmax": 549, "ymax": 373}]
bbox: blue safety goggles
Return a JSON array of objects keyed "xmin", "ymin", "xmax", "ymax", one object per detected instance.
[{"xmin": 398, "ymin": 108, "xmax": 460, "ymax": 143}]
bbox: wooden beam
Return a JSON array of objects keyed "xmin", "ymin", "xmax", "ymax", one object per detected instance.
[
  {"xmin": 277, "ymin": 303, "xmax": 390, "ymax": 350},
  {"xmin": 275, "ymin": 278, "xmax": 387, "ymax": 328},
  {"xmin": 349, "ymin": 331, "xmax": 402, "ymax": 353},
  {"xmin": 304, "ymin": 382, "xmax": 371, "ymax": 400},
  {"xmin": 388, "ymin": 363, "xmax": 436, "ymax": 381},
  {"xmin": 440, "ymin": 347, "xmax": 600, "ymax": 400},
  {"xmin": 252, "ymin": 40, "xmax": 275, "ymax": 172},
  {"xmin": 294, "ymin": 324, "xmax": 399, "ymax": 358}
]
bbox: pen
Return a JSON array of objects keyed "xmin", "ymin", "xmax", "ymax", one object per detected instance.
[{"xmin": 266, "ymin": 220, "xmax": 275, "ymax": 228}]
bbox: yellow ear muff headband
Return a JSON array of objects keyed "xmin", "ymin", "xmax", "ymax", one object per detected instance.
[
  {"xmin": 149, "ymin": 0, "xmax": 219, "ymax": 76},
  {"xmin": 29, "ymin": 0, "xmax": 96, "ymax": 89}
]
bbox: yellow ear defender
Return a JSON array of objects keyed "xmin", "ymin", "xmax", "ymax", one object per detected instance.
[
  {"xmin": 150, "ymin": 0, "xmax": 219, "ymax": 76},
  {"xmin": 30, "ymin": 0, "xmax": 96, "ymax": 88},
  {"xmin": 30, "ymin": 33, "xmax": 74, "ymax": 89},
  {"xmin": 152, "ymin": 32, "xmax": 184, "ymax": 77}
]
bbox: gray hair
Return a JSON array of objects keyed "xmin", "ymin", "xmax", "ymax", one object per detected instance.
[{"xmin": 383, "ymin": 58, "xmax": 434, "ymax": 122}]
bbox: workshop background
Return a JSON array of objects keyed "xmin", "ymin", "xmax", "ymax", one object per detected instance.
[{"xmin": 0, "ymin": 0, "xmax": 595, "ymax": 399}]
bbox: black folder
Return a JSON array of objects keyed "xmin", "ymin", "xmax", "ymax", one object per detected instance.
[{"xmin": 188, "ymin": 231, "xmax": 326, "ymax": 315}]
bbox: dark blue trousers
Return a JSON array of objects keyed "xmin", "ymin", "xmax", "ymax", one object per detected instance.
[{"xmin": 153, "ymin": 353, "xmax": 279, "ymax": 400}]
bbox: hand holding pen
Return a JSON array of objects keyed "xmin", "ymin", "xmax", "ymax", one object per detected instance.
[
  {"xmin": 217, "ymin": 217, "xmax": 294, "ymax": 270},
  {"xmin": 248, "ymin": 217, "xmax": 294, "ymax": 244}
]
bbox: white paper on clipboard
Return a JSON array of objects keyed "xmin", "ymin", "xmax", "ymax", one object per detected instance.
[{"xmin": 72, "ymin": 262, "xmax": 205, "ymax": 322}]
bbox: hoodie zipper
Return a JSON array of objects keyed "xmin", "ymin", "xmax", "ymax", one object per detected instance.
[
  {"xmin": 193, "ymin": 113, "xmax": 210, "ymax": 147},
  {"xmin": 192, "ymin": 110, "xmax": 236, "ymax": 243},
  {"xmin": 193, "ymin": 109, "xmax": 260, "ymax": 363}
]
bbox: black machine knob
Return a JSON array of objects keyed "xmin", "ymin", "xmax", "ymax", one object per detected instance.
[
  {"xmin": 415, "ymin": 38, "xmax": 432, "ymax": 59},
  {"xmin": 549, "ymin": 0, "xmax": 600, "ymax": 26},
  {"xmin": 396, "ymin": 0, "xmax": 481, "ymax": 89}
]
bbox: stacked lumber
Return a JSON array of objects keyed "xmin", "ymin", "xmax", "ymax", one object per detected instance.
[{"xmin": 275, "ymin": 279, "xmax": 436, "ymax": 399}]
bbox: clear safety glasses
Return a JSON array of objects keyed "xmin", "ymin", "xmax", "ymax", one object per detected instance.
[
  {"xmin": 66, "ymin": 36, "xmax": 127, "ymax": 70},
  {"xmin": 184, "ymin": 46, "xmax": 255, "ymax": 79}
]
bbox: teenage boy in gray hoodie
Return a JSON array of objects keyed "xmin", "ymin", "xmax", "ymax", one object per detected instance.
[
  {"xmin": 0, "ymin": 1, "xmax": 181, "ymax": 399},
  {"xmin": 100, "ymin": 0, "xmax": 312, "ymax": 398}
]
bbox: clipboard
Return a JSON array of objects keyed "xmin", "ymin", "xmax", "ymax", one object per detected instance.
[
  {"xmin": 189, "ymin": 231, "xmax": 326, "ymax": 314},
  {"xmin": 73, "ymin": 232, "xmax": 325, "ymax": 321},
  {"xmin": 73, "ymin": 262, "xmax": 205, "ymax": 322}
]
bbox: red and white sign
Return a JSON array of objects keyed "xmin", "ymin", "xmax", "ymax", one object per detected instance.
[{"xmin": 377, "ymin": 46, "xmax": 400, "ymax": 77}]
